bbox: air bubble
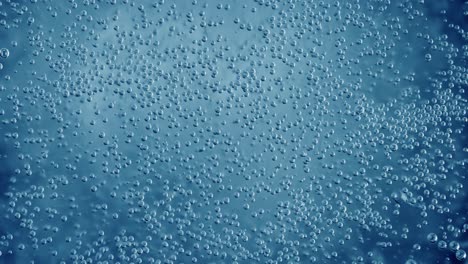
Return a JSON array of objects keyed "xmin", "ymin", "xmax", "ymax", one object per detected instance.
[
  {"xmin": 449, "ymin": 241, "xmax": 460, "ymax": 252},
  {"xmin": 0, "ymin": 48, "xmax": 9, "ymax": 58},
  {"xmin": 427, "ymin": 233, "xmax": 438, "ymax": 243},
  {"xmin": 456, "ymin": 249, "xmax": 467, "ymax": 261}
]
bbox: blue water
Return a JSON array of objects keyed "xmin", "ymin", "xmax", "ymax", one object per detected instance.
[{"xmin": 0, "ymin": 0, "xmax": 467, "ymax": 263}]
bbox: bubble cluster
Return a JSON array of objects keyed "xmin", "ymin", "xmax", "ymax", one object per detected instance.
[{"xmin": 0, "ymin": 0, "xmax": 466, "ymax": 263}]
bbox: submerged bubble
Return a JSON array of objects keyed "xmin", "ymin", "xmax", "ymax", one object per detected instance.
[
  {"xmin": 0, "ymin": 48, "xmax": 9, "ymax": 59},
  {"xmin": 456, "ymin": 249, "xmax": 467, "ymax": 261},
  {"xmin": 427, "ymin": 233, "xmax": 438, "ymax": 243}
]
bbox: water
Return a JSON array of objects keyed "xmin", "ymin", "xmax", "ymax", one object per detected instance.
[{"xmin": 0, "ymin": 0, "xmax": 467, "ymax": 263}]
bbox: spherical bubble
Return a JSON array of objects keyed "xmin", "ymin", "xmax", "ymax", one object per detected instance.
[
  {"xmin": 437, "ymin": 240, "xmax": 447, "ymax": 250},
  {"xmin": 456, "ymin": 249, "xmax": 467, "ymax": 261},
  {"xmin": 449, "ymin": 241, "xmax": 460, "ymax": 251},
  {"xmin": 0, "ymin": 48, "xmax": 9, "ymax": 58},
  {"xmin": 426, "ymin": 233, "xmax": 438, "ymax": 243},
  {"xmin": 424, "ymin": 54, "xmax": 432, "ymax": 61}
]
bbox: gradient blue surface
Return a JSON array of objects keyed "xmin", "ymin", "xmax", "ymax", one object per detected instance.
[{"xmin": 0, "ymin": 0, "xmax": 467, "ymax": 263}]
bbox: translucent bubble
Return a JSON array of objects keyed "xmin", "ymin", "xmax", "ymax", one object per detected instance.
[
  {"xmin": 456, "ymin": 249, "xmax": 467, "ymax": 261},
  {"xmin": 424, "ymin": 54, "xmax": 431, "ymax": 61},
  {"xmin": 449, "ymin": 241, "xmax": 460, "ymax": 251},
  {"xmin": 437, "ymin": 240, "xmax": 447, "ymax": 250},
  {"xmin": 0, "ymin": 48, "xmax": 9, "ymax": 58},
  {"xmin": 426, "ymin": 233, "xmax": 438, "ymax": 243}
]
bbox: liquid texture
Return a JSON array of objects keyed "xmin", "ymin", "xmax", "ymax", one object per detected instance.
[{"xmin": 0, "ymin": 0, "xmax": 467, "ymax": 263}]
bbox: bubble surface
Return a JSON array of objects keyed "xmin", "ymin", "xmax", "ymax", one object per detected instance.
[{"xmin": 0, "ymin": 0, "xmax": 467, "ymax": 263}]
